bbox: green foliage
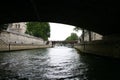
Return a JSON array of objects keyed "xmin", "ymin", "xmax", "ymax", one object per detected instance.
[
  {"xmin": 26, "ymin": 22, "xmax": 50, "ymax": 40},
  {"xmin": 65, "ymin": 33, "xmax": 78, "ymax": 41},
  {"xmin": 0, "ymin": 24, "xmax": 8, "ymax": 31}
]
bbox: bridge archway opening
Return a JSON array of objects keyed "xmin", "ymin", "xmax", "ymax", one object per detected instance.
[{"xmin": 0, "ymin": 22, "xmax": 84, "ymax": 46}]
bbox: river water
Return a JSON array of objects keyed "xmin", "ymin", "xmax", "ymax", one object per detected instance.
[{"xmin": 0, "ymin": 46, "xmax": 120, "ymax": 80}]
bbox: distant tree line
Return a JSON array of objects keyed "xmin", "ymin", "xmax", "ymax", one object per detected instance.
[{"xmin": 65, "ymin": 33, "xmax": 78, "ymax": 41}]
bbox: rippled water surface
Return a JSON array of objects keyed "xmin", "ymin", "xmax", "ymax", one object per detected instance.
[{"xmin": 0, "ymin": 46, "xmax": 120, "ymax": 80}]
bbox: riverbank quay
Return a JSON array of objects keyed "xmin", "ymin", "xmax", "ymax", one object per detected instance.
[
  {"xmin": 74, "ymin": 40, "xmax": 120, "ymax": 58},
  {"xmin": 0, "ymin": 39, "xmax": 52, "ymax": 52}
]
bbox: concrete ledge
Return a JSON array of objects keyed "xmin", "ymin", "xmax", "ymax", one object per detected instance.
[
  {"xmin": 74, "ymin": 40, "xmax": 120, "ymax": 58},
  {"xmin": 0, "ymin": 39, "xmax": 52, "ymax": 52},
  {"xmin": 0, "ymin": 43, "xmax": 51, "ymax": 52},
  {"xmin": 9, "ymin": 44, "xmax": 51, "ymax": 51}
]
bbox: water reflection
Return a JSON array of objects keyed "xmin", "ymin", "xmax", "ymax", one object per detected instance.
[
  {"xmin": 46, "ymin": 46, "xmax": 87, "ymax": 79},
  {"xmin": 0, "ymin": 46, "xmax": 120, "ymax": 80},
  {"xmin": 0, "ymin": 47, "xmax": 87, "ymax": 80}
]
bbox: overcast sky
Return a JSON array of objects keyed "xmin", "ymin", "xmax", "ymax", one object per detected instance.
[{"xmin": 48, "ymin": 23, "xmax": 82, "ymax": 41}]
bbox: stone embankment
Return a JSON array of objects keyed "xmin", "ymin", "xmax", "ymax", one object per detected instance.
[
  {"xmin": 0, "ymin": 39, "xmax": 51, "ymax": 52},
  {"xmin": 74, "ymin": 40, "xmax": 120, "ymax": 58}
]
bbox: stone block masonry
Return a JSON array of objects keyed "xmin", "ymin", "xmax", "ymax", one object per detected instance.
[
  {"xmin": 0, "ymin": 39, "xmax": 51, "ymax": 52},
  {"xmin": 0, "ymin": 30, "xmax": 51, "ymax": 51},
  {"xmin": 0, "ymin": 39, "xmax": 9, "ymax": 51},
  {"xmin": 74, "ymin": 40, "xmax": 120, "ymax": 58},
  {"xmin": 0, "ymin": 30, "xmax": 45, "ymax": 45}
]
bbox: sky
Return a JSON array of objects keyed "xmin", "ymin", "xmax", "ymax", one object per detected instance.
[{"xmin": 48, "ymin": 23, "xmax": 82, "ymax": 41}]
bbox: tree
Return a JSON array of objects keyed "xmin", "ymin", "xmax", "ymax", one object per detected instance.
[
  {"xmin": 0, "ymin": 24, "xmax": 8, "ymax": 32},
  {"xmin": 74, "ymin": 27, "xmax": 85, "ymax": 42},
  {"xmin": 65, "ymin": 33, "xmax": 78, "ymax": 41},
  {"xmin": 26, "ymin": 22, "xmax": 50, "ymax": 40}
]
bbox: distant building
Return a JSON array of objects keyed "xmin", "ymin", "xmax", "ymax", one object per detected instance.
[
  {"xmin": 7, "ymin": 22, "xmax": 26, "ymax": 34},
  {"xmin": 79, "ymin": 29, "xmax": 103, "ymax": 42},
  {"xmin": 91, "ymin": 32, "xmax": 103, "ymax": 41}
]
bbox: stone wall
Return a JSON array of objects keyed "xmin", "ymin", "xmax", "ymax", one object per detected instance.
[
  {"xmin": 79, "ymin": 30, "xmax": 103, "ymax": 42},
  {"xmin": 0, "ymin": 30, "xmax": 51, "ymax": 52},
  {"xmin": 74, "ymin": 40, "xmax": 120, "ymax": 58},
  {"xmin": 0, "ymin": 39, "xmax": 51, "ymax": 51},
  {"xmin": 0, "ymin": 31, "xmax": 45, "ymax": 45},
  {"xmin": 0, "ymin": 39, "xmax": 9, "ymax": 51},
  {"xmin": 84, "ymin": 31, "xmax": 102, "ymax": 41},
  {"xmin": 9, "ymin": 44, "xmax": 51, "ymax": 51},
  {"xmin": 91, "ymin": 32, "xmax": 103, "ymax": 41}
]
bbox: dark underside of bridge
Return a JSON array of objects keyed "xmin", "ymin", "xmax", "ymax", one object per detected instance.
[{"xmin": 0, "ymin": 0, "xmax": 120, "ymax": 36}]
